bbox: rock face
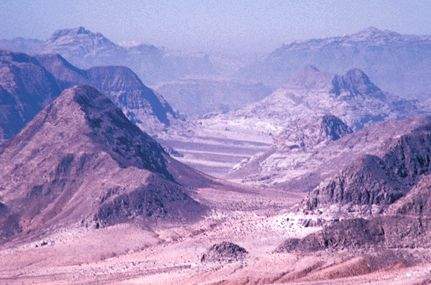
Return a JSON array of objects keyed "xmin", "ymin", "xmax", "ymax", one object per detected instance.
[
  {"xmin": 277, "ymin": 117, "xmax": 431, "ymax": 253},
  {"xmin": 0, "ymin": 27, "xmax": 216, "ymax": 85},
  {"xmin": 320, "ymin": 115, "xmax": 353, "ymax": 141},
  {"xmin": 201, "ymin": 242, "xmax": 248, "ymax": 263},
  {"xmin": 274, "ymin": 114, "xmax": 352, "ymax": 150},
  {"xmin": 280, "ymin": 183, "xmax": 431, "ymax": 252},
  {"xmin": 306, "ymin": 119, "xmax": 431, "ymax": 212},
  {"xmin": 240, "ymin": 27, "xmax": 431, "ymax": 100},
  {"xmin": 331, "ymin": 69, "xmax": 385, "ymax": 100},
  {"xmin": 85, "ymin": 65, "xmax": 180, "ymax": 132},
  {"xmin": 0, "ymin": 50, "xmax": 60, "ymax": 141},
  {"xmin": 36, "ymin": 53, "xmax": 180, "ymax": 133},
  {"xmin": 0, "ymin": 86, "xmax": 207, "ymax": 242},
  {"xmin": 277, "ymin": 218, "xmax": 385, "ymax": 252},
  {"xmin": 277, "ymin": 214, "xmax": 431, "ymax": 252},
  {"xmin": 0, "ymin": 51, "xmax": 179, "ymax": 140}
]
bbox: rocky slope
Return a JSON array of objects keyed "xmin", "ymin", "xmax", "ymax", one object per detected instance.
[
  {"xmin": 0, "ymin": 86, "xmax": 208, "ymax": 243},
  {"xmin": 231, "ymin": 116, "xmax": 427, "ymax": 188},
  {"xmin": 210, "ymin": 67, "xmax": 416, "ymax": 137},
  {"xmin": 275, "ymin": 117, "xmax": 431, "ymax": 253},
  {"xmin": 200, "ymin": 67, "xmax": 417, "ymax": 181},
  {"xmin": 240, "ymin": 27, "xmax": 431, "ymax": 100},
  {"xmin": 0, "ymin": 50, "xmax": 60, "ymax": 141},
  {"xmin": 0, "ymin": 51, "xmax": 180, "ymax": 141},
  {"xmin": 305, "ymin": 116, "xmax": 431, "ymax": 214},
  {"xmin": 0, "ymin": 27, "xmax": 216, "ymax": 85}
]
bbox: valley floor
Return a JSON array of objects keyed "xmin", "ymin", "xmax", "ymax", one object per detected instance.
[{"xmin": 1, "ymin": 184, "xmax": 430, "ymax": 284}]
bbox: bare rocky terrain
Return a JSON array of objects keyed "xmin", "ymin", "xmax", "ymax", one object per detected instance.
[
  {"xmin": 0, "ymin": 86, "xmax": 209, "ymax": 243},
  {"xmin": 240, "ymin": 27, "xmax": 431, "ymax": 100},
  {"xmin": 0, "ymin": 50, "xmax": 181, "ymax": 141},
  {"xmin": 1, "ymin": 25, "xmax": 431, "ymax": 285}
]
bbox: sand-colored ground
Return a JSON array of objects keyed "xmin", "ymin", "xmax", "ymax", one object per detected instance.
[{"xmin": 1, "ymin": 185, "xmax": 430, "ymax": 284}]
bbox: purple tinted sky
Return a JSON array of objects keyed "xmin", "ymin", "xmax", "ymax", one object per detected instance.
[{"xmin": 0, "ymin": 0, "xmax": 430, "ymax": 54}]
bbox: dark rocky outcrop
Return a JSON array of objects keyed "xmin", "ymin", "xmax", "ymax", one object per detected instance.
[
  {"xmin": 320, "ymin": 114, "xmax": 353, "ymax": 141},
  {"xmin": 278, "ymin": 214, "xmax": 431, "ymax": 253},
  {"xmin": 306, "ymin": 120, "xmax": 431, "ymax": 211},
  {"xmin": 201, "ymin": 242, "xmax": 248, "ymax": 263},
  {"xmin": 277, "ymin": 218, "xmax": 385, "ymax": 252}
]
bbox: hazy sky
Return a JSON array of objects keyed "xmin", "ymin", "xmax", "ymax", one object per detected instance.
[{"xmin": 1, "ymin": 0, "xmax": 430, "ymax": 54}]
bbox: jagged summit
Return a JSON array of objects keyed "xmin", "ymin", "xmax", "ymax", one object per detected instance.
[
  {"xmin": 50, "ymin": 26, "xmax": 95, "ymax": 38},
  {"xmin": 331, "ymin": 68, "xmax": 385, "ymax": 99},
  {"xmin": 48, "ymin": 26, "xmax": 115, "ymax": 45},
  {"xmin": 347, "ymin": 26, "xmax": 400, "ymax": 40},
  {"xmin": 0, "ymin": 27, "xmax": 216, "ymax": 85},
  {"xmin": 45, "ymin": 26, "xmax": 121, "ymax": 60}
]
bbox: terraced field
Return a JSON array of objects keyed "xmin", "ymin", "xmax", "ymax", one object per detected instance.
[{"xmin": 160, "ymin": 135, "xmax": 272, "ymax": 177}]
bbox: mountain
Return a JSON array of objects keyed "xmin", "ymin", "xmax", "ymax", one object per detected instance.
[
  {"xmin": 277, "ymin": 117, "xmax": 431, "ymax": 253},
  {"xmin": 198, "ymin": 67, "xmax": 417, "ymax": 144},
  {"xmin": 240, "ymin": 27, "xmax": 431, "ymax": 100},
  {"xmin": 305, "ymin": 116, "xmax": 431, "ymax": 215},
  {"xmin": 0, "ymin": 50, "xmax": 60, "ymax": 142},
  {"xmin": 0, "ymin": 51, "xmax": 180, "ymax": 141},
  {"xmin": 0, "ymin": 86, "xmax": 208, "ymax": 243},
  {"xmin": 155, "ymin": 79, "xmax": 272, "ymax": 117},
  {"xmin": 172, "ymin": 66, "xmax": 418, "ymax": 178},
  {"xmin": 0, "ymin": 27, "xmax": 216, "ymax": 85},
  {"xmin": 44, "ymin": 27, "xmax": 124, "ymax": 64},
  {"xmin": 230, "ymin": 113, "xmax": 426, "ymax": 188}
]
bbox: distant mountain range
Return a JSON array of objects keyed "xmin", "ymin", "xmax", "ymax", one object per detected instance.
[
  {"xmin": 0, "ymin": 50, "xmax": 180, "ymax": 142},
  {"xmin": 199, "ymin": 66, "xmax": 418, "ymax": 144},
  {"xmin": 0, "ymin": 27, "xmax": 216, "ymax": 85},
  {"xmin": 240, "ymin": 27, "xmax": 431, "ymax": 100}
]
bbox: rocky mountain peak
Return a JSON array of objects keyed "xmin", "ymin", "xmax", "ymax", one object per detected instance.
[
  {"xmin": 50, "ymin": 26, "xmax": 102, "ymax": 41},
  {"xmin": 45, "ymin": 26, "xmax": 120, "ymax": 58},
  {"xmin": 0, "ymin": 85, "xmax": 207, "ymax": 240},
  {"xmin": 54, "ymin": 85, "xmax": 173, "ymax": 179},
  {"xmin": 331, "ymin": 68, "xmax": 385, "ymax": 99}
]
